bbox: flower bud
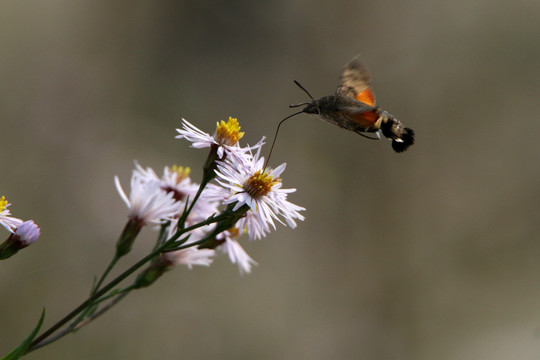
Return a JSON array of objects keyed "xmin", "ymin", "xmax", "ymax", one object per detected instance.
[{"xmin": 0, "ymin": 220, "xmax": 41, "ymax": 260}]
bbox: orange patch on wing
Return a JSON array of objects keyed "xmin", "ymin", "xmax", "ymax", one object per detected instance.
[
  {"xmin": 352, "ymin": 110, "xmax": 379, "ymax": 127},
  {"xmin": 356, "ymin": 88, "xmax": 376, "ymax": 106}
]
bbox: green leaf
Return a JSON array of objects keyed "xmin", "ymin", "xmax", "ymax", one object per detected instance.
[{"xmin": 1, "ymin": 309, "xmax": 45, "ymax": 360}]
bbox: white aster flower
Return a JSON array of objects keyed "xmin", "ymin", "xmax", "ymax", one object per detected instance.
[
  {"xmin": 234, "ymin": 211, "xmax": 271, "ymax": 241},
  {"xmin": 164, "ymin": 247, "xmax": 215, "ymax": 269},
  {"xmin": 133, "ymin": 162, "xmax": 198, "ymax": 202},
  {"xmin": 217, "ymin": 229, "xmax": 257, "ymax": 275},
  {"xmin": 131, "ymin": 162, "xmax": 160, "ymax": 184},
  {"xmin": 215, "ymin": 148, "xmax": 305, "ymax": 240},
  {"xmin": 163, "ymin": 218, "xmax": 216, "ymax": 269},
  {"xmin": 198, "ymin": 182, "xmax": 230, "ymax": 203},
  {"xmin": 114, "ymin": 175, "xmax": 183, "ymax": 226},
  {"xmin": 0, "ymin": 196, "xmax": 23, "ymax": 233},
  {"xmin": 164, "ymin": 219, "xmax": 255, "ymax": 273},
  {"xmin": 175, "ymin": 117, "xmax": 263, "ymax": 159},
  {"xmin": 132, "ymin": 162, "xmax": 223, "ymax": 226}
]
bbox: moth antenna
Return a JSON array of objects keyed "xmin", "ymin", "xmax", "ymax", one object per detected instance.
[
  {"xmin": 293, "ymin": 80, "xmax": 315, "ymax": 100},
  {"xmin": 264, "ymin": 110, "xmax": 304, "ymax": 170}
]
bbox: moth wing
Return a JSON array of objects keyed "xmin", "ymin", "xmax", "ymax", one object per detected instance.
[
  {"xmin": 343, "ymin": 105, "xmax": 380, "ymax": 128},
  {"xmin": 336, "ymin": 56, "xmax": 376, "ymax": 107}
]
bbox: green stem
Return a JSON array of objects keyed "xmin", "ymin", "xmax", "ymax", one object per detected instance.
[
  {"xmin": 26, "ymin": 244, "xmax": 166, "ymax": 353},
  {"xmin": 29, "ymin": 291, "xmax": 131, "ymax": 351},
  {"xmin": 175, "ymin": 177, "xmax": 209, "ymax": 234},
  {"xmin": 25, "ymin": 209, "xmax": 225, "ymax": 353},
  {"xmin": 175, "ymin": 145, "xmax": 219, "ymax": 234},
  {"xmin": 92, "ymin": 255, "xmax": 120, "ymax": 295},
  {"xmin": 25, "ymin": 149, "xmax": 235, "ymax": 353}
]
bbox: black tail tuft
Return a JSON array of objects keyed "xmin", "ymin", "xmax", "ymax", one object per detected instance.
[{"xmin": 391, "ymin": 127, "xmax": 415, "ymax": 153}]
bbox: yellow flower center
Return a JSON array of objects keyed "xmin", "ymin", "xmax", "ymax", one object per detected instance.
[
  {"xmin": 0, "ymin": 196, "xmax": 8, "ymax": 212},
  {"xmin": 244, "ymin": 170, "xmax": 279, "ymax": 199},
  {"xmin": 170, "ymin": 165, "xmax": 191, "ymax": 184},
  {"xmin": 215, "ymin": 117, "xmax": 244, "ymax": 146},
  {"xmin": 227, "ymin": 225, "xmax": 241, "ymax": 238}
]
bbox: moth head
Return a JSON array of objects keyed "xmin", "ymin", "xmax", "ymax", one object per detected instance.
[{"xmin": 289, "ymin": 80, "xmax": 319, "ymax": 114}]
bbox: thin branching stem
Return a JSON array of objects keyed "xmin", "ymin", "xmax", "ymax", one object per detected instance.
[
  {"xmin": 29, "ymin": 291, "xmax": 131, "ymax": 351},
  {"xmin": 26, "ymin": 245, "xmax": 165, "ymax": 353}
]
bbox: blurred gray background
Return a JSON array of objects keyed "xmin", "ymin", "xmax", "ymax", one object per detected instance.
[{"xmin": 1, "ymin": 1, "xmax": 539, "ymax": 359}]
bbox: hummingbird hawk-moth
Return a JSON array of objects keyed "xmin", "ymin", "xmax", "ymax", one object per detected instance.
[{"xmin": 290, "ymin": 56, "xmax": 415, "ymax": 152}]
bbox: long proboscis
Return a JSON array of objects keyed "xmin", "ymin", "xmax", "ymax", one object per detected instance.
[
  {"xmin": 263, "ymin": 80, "xmax": 314, "ymax": 170},
  {"xmin": 263, "ymin": 110, "xmax": 305, "ymax": 170}
]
